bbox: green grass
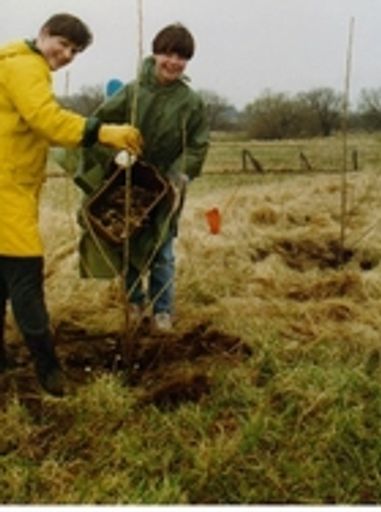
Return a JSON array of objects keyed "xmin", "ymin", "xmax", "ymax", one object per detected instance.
[{"xmin": 1, "ymin": 338, "xmax": 380, "ymax": 504}]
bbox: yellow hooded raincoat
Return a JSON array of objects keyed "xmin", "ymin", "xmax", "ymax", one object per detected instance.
[{"xmin": 0, "ymin": 40, "xmax": 87, "ymax": 256}]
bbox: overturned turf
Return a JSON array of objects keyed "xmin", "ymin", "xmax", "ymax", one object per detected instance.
[{"xmin": 0, "ymin": 323, "xmax": 252, "ymax": 413}]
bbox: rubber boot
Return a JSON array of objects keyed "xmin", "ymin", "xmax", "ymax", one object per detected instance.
[{"xmin": 26, "ymin": 334, "xmax": 65, "ymax": 397}]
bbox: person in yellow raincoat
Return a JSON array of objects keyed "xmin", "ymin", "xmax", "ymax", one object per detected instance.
[{"xmin": 0, "ymin": 13, "xmax": 143, "ymax": 396}]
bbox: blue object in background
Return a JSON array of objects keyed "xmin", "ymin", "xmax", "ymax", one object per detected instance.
[{"xmin": 105, "ymin": 78, "xmax": 124, "ymax": 97}]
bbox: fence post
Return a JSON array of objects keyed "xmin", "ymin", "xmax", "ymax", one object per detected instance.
[
  {"xmin": 299, "ymin": 151, "xmax": 312, "ymax": 171},
  {"xmin": 241, "ymin": 149, "xmax": 265, "ymax": 173}
]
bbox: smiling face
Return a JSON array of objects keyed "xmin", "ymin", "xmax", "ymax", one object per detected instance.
[
  {"xmin": 36, "ymin": 29, "xmax": 81, "ymax": 70},
  {"xmin": 154, "ymin": 52, "xmax": 188, "ymax": 85}
]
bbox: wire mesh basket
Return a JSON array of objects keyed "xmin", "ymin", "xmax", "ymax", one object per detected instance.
[{"xmin": 84, "ymin": 160, "xmax": 169, "ymax": 245}]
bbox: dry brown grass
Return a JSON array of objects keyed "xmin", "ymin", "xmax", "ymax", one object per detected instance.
[
  {"xmin": 27, "ymin": 163, "xmax": 381, "ymax": 356},
  {"xmin": 176, "ymin": 167, "xmax": 381, "ymax": 352}
]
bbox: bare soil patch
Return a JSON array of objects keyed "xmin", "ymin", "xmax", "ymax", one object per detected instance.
[{"xmin": 0, "ymin": 323, "xmax": 252, "ymax": 416}]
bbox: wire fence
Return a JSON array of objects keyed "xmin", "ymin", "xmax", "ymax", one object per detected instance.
[{"xmin": 203, "ymin": 136, "xmax": 381, "ymax": 175}]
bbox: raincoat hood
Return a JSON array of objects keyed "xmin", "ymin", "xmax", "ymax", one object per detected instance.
[{"xmin": 0, "ymin": 40, "xmax": 32, "ymax": 60}]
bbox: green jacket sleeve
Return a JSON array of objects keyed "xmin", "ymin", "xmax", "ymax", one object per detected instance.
[{"xmin": 167, "ymin": 96, "xmax": 209, "ymax": 180}]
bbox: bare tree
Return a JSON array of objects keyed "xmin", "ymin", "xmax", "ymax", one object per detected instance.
[
  {"xmin": 244, "ymin": 90, "xmax": 306, "ymax": 139},
  {"xmin": 297, "ymin": 87, "xmax": 342, "ymax": 136},
  {"xmin": 357, "ymin": 87, "xmax": 381, "ymax": 130},
  {"xmin": 198, "ymin": 89, "xmax": 238, "ymax": 130},
  {"xmin": 58, "ymin": 84, "xmax": 105, "ymax": 116}
]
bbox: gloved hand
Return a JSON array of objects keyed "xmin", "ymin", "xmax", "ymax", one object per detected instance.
[
  {"xmin": 169, "ymin": 171, "xmax": 189, "ymax": 189},
  {"xmin": 98, "ymin": 124, "xmax": 143, "ymax": 154},
  {"xmin": 168, "ymin": 172, "xmax": 189, "ymax": 213},
  {"xmin": 114, "ymin": 149, "xmax": 137, "ymax": 168}
]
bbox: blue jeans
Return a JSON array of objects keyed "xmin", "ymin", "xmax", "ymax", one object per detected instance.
[{"xmin": 126, "ymin": 232, "xmax": 175, "ymax": 314}]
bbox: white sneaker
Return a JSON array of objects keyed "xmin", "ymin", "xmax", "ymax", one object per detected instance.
[{"xmin": 151, "ymin": 312, "xmax": 173, "ymax": 333}]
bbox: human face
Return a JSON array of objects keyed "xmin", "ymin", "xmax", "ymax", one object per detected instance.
[
  {"xmin": 154, "ymin": 53, "xmax": 188, "ymax": 85},
  {"xmin": 36, "ymin": 30, "xmax": 81, "ymax": 71}
]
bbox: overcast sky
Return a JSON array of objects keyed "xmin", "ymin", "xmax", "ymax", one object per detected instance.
[{"xmin": 1, "ymin": 0, "xmax": 381, "ymax": 109}]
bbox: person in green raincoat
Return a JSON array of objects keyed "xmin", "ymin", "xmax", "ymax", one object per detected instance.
[{"xmin": 75, "ymin": 23, "xmax": 209, "ymax": 332}]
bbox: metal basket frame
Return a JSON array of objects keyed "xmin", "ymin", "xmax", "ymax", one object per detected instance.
[{"xmin": 84, "ymin": 160, "xmax": 169, "ymax": 246}]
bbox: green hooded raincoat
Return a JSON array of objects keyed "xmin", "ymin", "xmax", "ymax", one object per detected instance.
[{"xmin": 75, "ymin": 56, "xmax": 209, "ymax": 278}]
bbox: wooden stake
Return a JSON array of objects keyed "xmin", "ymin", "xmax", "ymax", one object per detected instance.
[
  {"xmin": 64, "ymin": 70, "xmax": 70, "ymax": 97},
  {"xmin": 121, "ymin": 0, "xmax": 144, "ymax": 370},
  {"xmin": 340, "ymin": 17, "xmax": 355, "ymax": 261}
]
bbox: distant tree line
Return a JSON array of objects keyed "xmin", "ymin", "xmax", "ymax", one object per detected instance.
[
  {"xmin": 58, "ymin": 85, "xmax": 105, "ymax": 116},
  {"xmin": 58, "ymin": 84, "xmax": 381, "ymax": 139}
]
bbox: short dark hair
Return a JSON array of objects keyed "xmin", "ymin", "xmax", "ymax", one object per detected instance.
[
  {"xmin": 152, "ymin": 23, "xmax": 194, "ymax": 60},
  {"xmin": 40, "ymin": 13, "xmax": 93, "ymax": 51}
]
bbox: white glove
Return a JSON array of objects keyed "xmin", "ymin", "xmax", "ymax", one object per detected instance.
[{"xmin": 114, "ymin": 150, "xmax": 137, "ymax": 168}]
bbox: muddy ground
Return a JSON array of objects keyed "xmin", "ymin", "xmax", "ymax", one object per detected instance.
[{"xmin": 0, "ymin": 322, "xmax": 252, "ymax": 416}]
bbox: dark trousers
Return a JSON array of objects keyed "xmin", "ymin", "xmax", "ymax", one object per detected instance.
[{"xmin": 0, "ymin": 256, "xmax": 59, "ymax": 369}]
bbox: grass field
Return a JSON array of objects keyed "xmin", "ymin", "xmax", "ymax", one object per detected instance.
[{"xmin": 0, "ymin": 133, "xmax": 381, "ymax": 504}]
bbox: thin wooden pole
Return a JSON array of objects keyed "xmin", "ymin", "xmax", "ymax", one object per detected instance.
[
  {"xmin": 121, "ymin": 0, "xmax": 144, "ymax": 369},
  {"xmin": 64, "ymin": 70, "xmax": 70, "ymax": 97},
  {"xmin": 340, "ymin": 17, "xmax": 355, "ymax": 261}
]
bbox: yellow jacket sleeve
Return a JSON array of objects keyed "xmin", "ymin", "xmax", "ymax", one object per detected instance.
[{"xmin": 5, "ymin": 52, "xmax": 86, "ymax": 147}]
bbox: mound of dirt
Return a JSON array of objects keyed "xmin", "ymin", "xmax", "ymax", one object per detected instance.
[{"xmin": 0, "ymin": 323, "xmax": 252, "ymax": 413}]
